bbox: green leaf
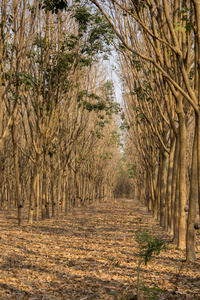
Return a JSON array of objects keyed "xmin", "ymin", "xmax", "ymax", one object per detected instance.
[
  {"xmin": 185, "ymin": 22, "xmax": 193, "ymax": 33},
  {"xmin": 40, "ymin": 0, "xmax": 68, "ymax": 14},
  {"xmin": 107, "ymin": 291, "xmax": 118, "ymax": 295}
]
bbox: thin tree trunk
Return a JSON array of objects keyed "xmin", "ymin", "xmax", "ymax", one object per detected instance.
[
  {"xmin": 166, "ymin": 134, "xmax": 176, "ymax": 232},
  {"xmin": 51, "ymin": 172, "xmax": 56, "ymax": 217},
  {"xmin": 28, "ymin": 168, "xmax": 36, "ymax": 224},
  {"xmin": 173, "ymin": 165, "xmax": 180, "ymax": 245},
  {"xmin": 178, "ymin": 110, "xmax": 187, "ymax": 249},
  {"xmin": 46, "ymin": 163, "xmax": 50, "ymax": 219},
  {"xmin": 41, "ymin": 152, "xmax": 47, "ymax": 220},
  {"xmin": 36, "ymin": 154, "xmax": 40, "ymax": 221},
  {"xmin": 62, "ymin": 174, "xmax": 66, "ymax": 212},
  {"xmin": 11, "ymin": 117, "xmax": 22, "ymax": 226},
  {"xmin": 170, "ymin": 135, "xmax": 180, "ymax": 235},
  {"xmin": 186, "ymin": 120, "xmax": 198, "ymax": 261},
  {"xmin": 160, "ymin": 152, "xmax": 168, "ymax": 227},
  {"xmin": 197, "ymin": 113, "xmax": 200, "ymax": 217},
  {"xmin": 154, "ymin": 160, "xmax": 161, "ymax": 221}
]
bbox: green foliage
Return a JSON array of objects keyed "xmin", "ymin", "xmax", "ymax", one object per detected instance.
[
  {"xmin": 134, "ymin": 231, "xmax": 167, "ymax": 299},
  {"xmin": 73, "ymin": 5, "xmax": 92, "ymax": 32},
  {"xmin": 19, "ymin": 72, "xmax": 38, "ymax": 88},
  {"xmin": 95, "ymin": 128, "xmax": 104, "ymax": 139},
  {"xmin": 39, "ymin": 0, "xmax": 68, "ymax": 14},
  {"xmin": 132, "ymin": 59, "xmax": 142, "ymax": 71},
  {"xmin": 127, "ymin": 163, "xmax": 137, "ymax": 179},
  {"xmin": 72, "ymin": 4, "xmax": 115, "ymax": 58},
  {"xmin": 188, "ymin": 67, "xmax": 194, "ymax": 83},
  {"xmin": 174, "ymin": 22, "xmax": 192, "ymax": 33},
  {"xmin": 140, "ymin": 281, "xmax": 166, "ymax": 300},
  {"xmin": 138, "ymin": 112, "xmax": 144, "ymax": 123},
  {"xmin": 135, "ymin": 231, "xmax": 166, "ymax": 265},
  {"xmin": 101, "ymin": 152, "xmax": 113, "ymax": 160},
  {"xmin": 118, "ymin": 43, "xmax": 126, "ymax": 51},
  {"xmin": 109, "ymin": 129, "xmax": 121, "ymax": 145},
  {"xmin": 132, "ymin": 86, "xmax": 145, "ymax": 100},
  {"xmin": 120, "ymin": 112, "xmax": 130, "ymax": 130},
  {"xmin": 174, "ymin": 7, "xmax": 193, "ymax": 33},
  {"xmin": 77, "ymin": 81, "xmax": 120, "ymax": 117},
  {"xmin": 83, "ymin": 100, "xmax": 106, "ymax": 112}
]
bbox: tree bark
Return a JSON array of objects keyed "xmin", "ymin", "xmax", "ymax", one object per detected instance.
[
  {"xmin": 160, "ymin": 152, "xmax": 168, "ymax": 227},
  {"xmin": 166, "ymin": 133, "xmax": 176, "ymax": 232},
  {"xmin": 177, "ymin": 110, "xmax": 187, "ymax": 249},
  {"xmin": 41, "ymin": 152, "xmax": 47, "ymax": 220},
  {"xmin": 186, "ymin": 120, "xmax": 198, "ymax": 261},
  {"xmin": 11, "ymin": 116, "xmax": 22, "ymax": 226},
  {"xmin": 171, "ymin": 135, "xmax": 180, "ymax": 236}
]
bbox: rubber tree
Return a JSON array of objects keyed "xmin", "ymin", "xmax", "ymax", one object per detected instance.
[{"xmin": 88, "ymin": 0, "xmax": 199, "ymax": 259}]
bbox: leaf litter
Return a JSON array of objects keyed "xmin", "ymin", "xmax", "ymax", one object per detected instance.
[{"xmin": 0, "ymin": 199, "xmax": 200, "ymax": 299}]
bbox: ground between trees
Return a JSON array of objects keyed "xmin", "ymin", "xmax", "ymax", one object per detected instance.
[{"xmin": 0, "ymin": 199, "xmax": 199, "ymax": 300}]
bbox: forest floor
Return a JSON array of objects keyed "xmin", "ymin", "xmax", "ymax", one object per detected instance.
[{"xmin": 0, "ymin": 199, "xmax": 200, "ymax": 300}]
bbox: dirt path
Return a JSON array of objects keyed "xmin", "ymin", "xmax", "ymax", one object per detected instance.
[{"xmin": 0, "ymin": 199, "xmax": 200, "ymax": 299}]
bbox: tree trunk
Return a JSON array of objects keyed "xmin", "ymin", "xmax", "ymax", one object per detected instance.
[
  {"xmin": 154, "ymin": 160, "xmax": 161, "ymax": 221},
  {"xmin": 41, "ymin": 152, "xmax": 47, "ymax": 220},
  {"xmin": 46, "ymin": 162, "xmax": 50, "ymax": 219},
  {"xmin": 186, "ymin": 120, "xmax": 198, "ymax": 261},
  {"xmin": 178, "ymin": 110, "xmax": 187, "ymax": 249},
  {"xmin": 57, "ymin": 154, "xmax": 62, "ymax": 214},
  {"xmin": 11, "ymin": 117, "xmax": 22, "ymax": 226},
  {"xmin": 160, "ymin": 152, "xmax": 168, "ymax": 227},
  {"xmin": 62, "ymin": 174, "xmax": 66, "ymax": 212},
  {"xmin": 197, "ymin": 113, "xmax": 200, "ymax": 217},
  {"xmin": 166, "ymin": 134, "xmax": 176, "ymax": 232},
  {"xmin": 36, "ymin": 154, "xmax": 40, "ymax": 221},
  {"xmin": 140, "ymin": 172, "xmax": 146, "ymax": 205},
  {"xmin": 170, "ymin": 134, "xmax": 180, "ymax": 235},
  {"xmin": 51, "ymin": 172, "xmax": 56, "ymax": 217},
  {"xmin": 28, "ymin": 153, "xmax": 40, "ymax": 224}
]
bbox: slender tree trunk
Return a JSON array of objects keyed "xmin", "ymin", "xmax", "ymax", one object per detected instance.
[
  {"xmin": 171, "ymin": 135, "xmax": 180, "ymax": 235},
  {"xmin": 178, "ymin": 110, "xmax": 187, "ymax": 249},
  {"xmin": 28, "ymin": 153, "xmax": 40, "ymax": 224},
  {"xmin": 65, "ymin": 176, "xmax": 69, "ymax": 212},
  {"xmin": 62, "ymin": 174, "xmax": 66, "ymax": 212},
  {"xmin": 88, "ymin": 179, "xmax": 92, "ymax": 204},
  {"xmin": 197, "ymin": 113, "xmax": 200, "ymax": 216},
  {"xmin": 160, "ymin": 152, "xmax": 168, "ymax": 227},
  {"xmin": 192, "ymin": 0, "xmax": 200, "ymax": 220},
  {"xmin": 154, "ymin": 160, "xmax": 161, "ymax": 221},
  {"xmin": 186, "ymin": 120, "xmax": 198, "ymax": 261},
  {"xmin": 36, "ymin": 154, "xmax": 40, "ymax": 221},
  {"xmin": 166, "ymin": 134, "xmax": 176, "ymax": 232},
  {"xmin": 140, "ymin": 172, "xmax": 146, "ymax": 205},
  {"xmin": 46, "ymin": 161, "xmax": 50, "ymax": 219},
  {"xmin": 99, "ymin": 181, "xmax": 102, "ymax": 203},
  {"xmin": 28, "ymin": 168, "xmax": 36, "ymax": 224},
  {"xmin": 5, "ymin": 182, "xmax": 8, "ymax": 210},
  {"xmin": 146, "ymin": 172, "xmax": 150, "ymax": 209},
  {"xmin": 173, "ymin": 165, "xmax": 180, "ymax": 245},
  {"xmin": 57, "ymin": 152, "xmax": 62, "ymax": 213},
  {"xmin": 149, "ymin": 167, "xmax": 155, "ymax": 212},
  {"xmin": 84, "ymin": 177, "xmax": 88, "ymax": 206},
  {"xmin": 41, "ymin": 152, "xmax": 47, "ymax": 220},
  {"xmin": 11, "ymin": 116, "xmax": 22, "ymax": 226},
  {"xmin": 134, "ymin": 183, "xmax": 138, "ymax": 200},
  {"xmin": 51, "ymin": 172, "xmax": 56, "ymax": 217}
]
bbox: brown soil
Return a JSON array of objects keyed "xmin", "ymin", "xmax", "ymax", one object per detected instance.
[{"xmin": 0, "ymin": 199, "xmax": 200, "ymax": 299}]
